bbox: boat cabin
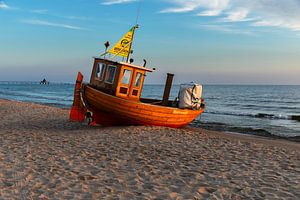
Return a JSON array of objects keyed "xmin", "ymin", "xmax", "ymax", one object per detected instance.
[{"xmin": 90, "ymin": 58, "xmax": 154, "ymax": 101}]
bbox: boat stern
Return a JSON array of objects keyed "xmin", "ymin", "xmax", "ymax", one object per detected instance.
[{"xmin": 69, "ymin": 72, "xmax": 86, "ymax": 122}]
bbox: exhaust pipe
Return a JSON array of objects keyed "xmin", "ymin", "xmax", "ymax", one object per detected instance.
[{"xmin": 162, "ymin": 73, "xmax": 174, "ymax": 106}]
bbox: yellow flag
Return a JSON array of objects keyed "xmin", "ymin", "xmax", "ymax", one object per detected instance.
[{"xmin": 108, "ymin": 26, "xmax": 137, "ymax": 58}]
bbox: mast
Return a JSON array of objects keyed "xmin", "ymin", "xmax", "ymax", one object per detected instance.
[
  {"xmin": 126, "ymin": 24, "xmax": 139, "ymax": 63},
  {"xmin": 103, "ymin": 24, "xmax": 139, "ymax": 61},
  {"xmin": 101, "ymin": 1, "xmax": 141, "ymax": 62}
]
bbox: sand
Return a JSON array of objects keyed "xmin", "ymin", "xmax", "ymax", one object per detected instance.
[{"xmin": 0, "ymin": 99, "xmax": 299, "ymax": 199}]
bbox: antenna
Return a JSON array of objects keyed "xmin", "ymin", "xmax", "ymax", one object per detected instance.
[
  {"xmin": 135, "ymin": 0, "xmax": 141, "ymax": 25},
  {"xmin": 126, "ymin": 1, "xmax": 141, "ymax": 63}
]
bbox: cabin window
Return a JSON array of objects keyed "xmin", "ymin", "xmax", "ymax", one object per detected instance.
[
  {"xmin": 105, "ymin": 65, "xmax": 116, "ymax": 84},
  {"xmin": 95, "ymin": 63, "xmax": 106, "ymax": 80},
  {"xmin": 120, "ymin": 87, "xmax": 128, "ymax": 94},
  {"xmin": 134, "ymin": 72, "xmax": 142, "ymax": 87},
  {"xmin": 132, "ymin": 89, "xmax": 138, "ymax": 96},
  {"xmin": 121, "ymin": 69, "xmax": 132, "ymax": 85}
]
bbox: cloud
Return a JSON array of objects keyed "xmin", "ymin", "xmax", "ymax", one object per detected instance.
[
  {"xmin": 0, "ymin": 1, "xmax": 10, "ymax": 9},
  {"xmin": 161, "ymin": 0, "xmax": 300, "ymax": 33},
  {"xmin": 160, "ymin": 0, "xmax": 229, "ymax": 15},
  {"xmin": 102, "ymin": 0, "xmax": 138, "ymax": 5},
  {"xmin": 198, "ymin": 24, "xmax": 255, "ymax": 36},
  {"xmin": 22, "ymin": 19, "xmax": 87, "ymax": 30},
  {"xmin": 31, "ymin": 9, "xmax": 48, "ymax": 14},
  {"xmin": 160, "ymin": 1, "xmax": 201, "ymax": 13},
  {"xmin": 30, "ymin": 9, "xmax": 93, "ymax": 21},
  {"xmin": 253, "ymin": 20, "xmax": 300, "ymax": 32},
  {"xmin": 64, "ymin": 16, "xmax": 93, "ymax": 21},
  {"xmin": 225, "ymin": 9, "xmax": 249, "ymax": 21}
]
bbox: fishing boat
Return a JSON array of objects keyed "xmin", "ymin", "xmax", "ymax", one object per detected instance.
[{"xmin": 69, "ymin": 25, "xmax": 205, "ymax": 128}]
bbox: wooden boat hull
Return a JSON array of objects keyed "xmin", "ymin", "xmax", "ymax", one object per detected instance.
[{"xmin": 83, "ymin": 85, "xmax": 204, "ymax": 128}]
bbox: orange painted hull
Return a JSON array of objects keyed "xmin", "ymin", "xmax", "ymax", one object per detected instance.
[{"xmin": 83, "ymin": 85, "xmax": 204, "ymax": 128}]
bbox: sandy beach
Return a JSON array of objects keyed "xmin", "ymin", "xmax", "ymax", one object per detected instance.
[{"xmin": 0, "ymin": 99, "xmax": 299, "ymax": 199}]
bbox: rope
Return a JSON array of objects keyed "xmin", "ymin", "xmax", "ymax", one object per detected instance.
[{"xmin": 79, "ymin": 85, "xmax": 94, "ymax": 124}]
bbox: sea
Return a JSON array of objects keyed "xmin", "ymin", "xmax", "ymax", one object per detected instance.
[{"xmin": 0, "ymin": 82, "xmax": 299, "ymax": 140}]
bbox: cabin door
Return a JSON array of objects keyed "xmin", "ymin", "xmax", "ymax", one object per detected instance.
[
  {"xmin": 116, "ymin": 67, "xmax": 144, "ymax": 100},
  {"xmin": 116, "ymin": 66, "xmax": 133, "ymax": 98},
  {"xmin": 128, "ymin": 70, "xmax": 144, "ymax": 100}
]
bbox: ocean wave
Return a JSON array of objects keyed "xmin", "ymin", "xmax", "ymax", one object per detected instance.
[
  {"xmin": 204, "ymin": 110, "xmax": 292, "ymax": 120},
  {"xmin": 240, "ymin": 104, "xmax": 300, "ymax": 110},
  {"xmin": 205, "ymin": 96, "xmax": 299, "ymax": 105},
  {"xmin": 191, "ymin": 121, "xmax": 300, "ymax": 141},
  {"xmin": 246, "ymin": 99, "xmax": 299, "ymax": 104},
  {"xmin": 40, "ymin": 102, "xmax": 71, "ymax": 108},
  {"xmin": 205, "ymin": 101, "xmax": 300, "ymax": 110},
  {"xmin": 0, "ymin": 91, "xmax": 72, "ymax": 102}
]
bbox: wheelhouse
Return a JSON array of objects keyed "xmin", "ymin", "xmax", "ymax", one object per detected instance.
[{"xmin": 90, "ymin": 58, "xmax": 154, "ymax": 101}]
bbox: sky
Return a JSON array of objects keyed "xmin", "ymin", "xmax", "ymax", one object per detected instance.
[{"xmin": 0, "ymin": 0, "xmax": 300, "ymax": 84}]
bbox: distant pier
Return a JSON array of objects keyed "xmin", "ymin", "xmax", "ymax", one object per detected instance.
[{"xmin": 0, "ymin": 81, "xmax": 41, "ymax": 84}]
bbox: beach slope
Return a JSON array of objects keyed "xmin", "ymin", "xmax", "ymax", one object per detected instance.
[{"xmin": 0, "ymin": 99, "xmax": 299, "ymax": 199}]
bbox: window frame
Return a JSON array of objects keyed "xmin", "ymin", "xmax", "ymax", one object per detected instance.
[
  {"xmin": 95, "ymin": 63, "xmax": 106, "ymax": 81},
  {"xmin": 104, "ymin": 65, "xmax": 117, "ymax": 84},
  {"xmin": 133, "ymin": 72, "xmax": 143, "ymax": 87},
  {"xmin": 121, "ymin": 69, "xmax": 133, "ymax": 85}
]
